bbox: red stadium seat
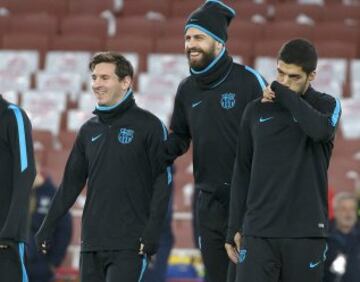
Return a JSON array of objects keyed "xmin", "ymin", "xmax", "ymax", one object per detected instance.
[
  {"xmin": 6, "ymin": 0, "xmax": 68, "ymax": 17},
  {"xmin": 2, "ymin": 33, "xmax": 49, "ymax": 67},
  {"xmin": 9, "ymin": 14, "xmax": 58, "ymax": 37},
  {"xmin": 253, "ymin": 39, "xmax": 285, "ymax": 57},
  {"xmin": 115, "ymin": 17, "xmax": 162, "ymax": 39},
  {"xmin": 68, "ymin": 0, "xmax": 114, "ymax": 15},
  {"xmin": 106, "ymin": 35, "xmax": 155, "ymax": 72},
  {"xmin": 51, "ymin": 35, "xmax": 104, "ymax": 52},
  {"xmin": 121, "ymin": 0, "xmax": 170, "ymax": 17},
  {"xmin": 169, "ymin": 0, "xmax": 203, "ymax": 18},
  {"xmin": 273, "ymin": 3, "xmax": 323, "ymax": 23},
  {"xmin": 155, "ymin": 35, "xmax": 185, "ymax": 54},
  {"xmin": 228, "ymin": 20, "xmax": 264, "ymax": 43},
  {"xmin": 312, "ymin": 22, "xmax": 359, "ymax": 45},
  {"xmin": 322, "ymin": 4, "xmax": 360, "ymax": 23},
  {"xmin": 59, "ymin": 15, "xmax": 108, "ymax": 38},
  {"xmin": 231, "ymin": 2, "xmax": 269, "ymax": 21},
  {"xmin": 159, "ymin": 18, "xmax": 187, "ymax": 38},
  {"xmin": 315, "ymin": 41, "xmax": 358, "ymax": 59},
  {"xmin": 262, "ymin": 21, "xmax": 313, "ymax": 41}
]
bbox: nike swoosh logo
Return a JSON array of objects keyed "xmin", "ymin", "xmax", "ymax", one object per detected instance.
[
  {"xmin": 192, "ymin": 101, "xmax": 202, "ymax": 108},
  {"xmin": 309, "ymin": 261, "xmax": 321, "ymax": 269},
  {"xmin": 259, "ymin": 116, "xmax": 274, "ymax": 123},
  {"xmin": 91, "ymin": 134, "xmax": 102, "ymax": 142}
]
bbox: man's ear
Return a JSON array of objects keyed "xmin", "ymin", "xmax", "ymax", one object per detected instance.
[
  {"xmin": 308, "ymin": 71, "xmax": 316, "ymax": 82},
  {"xmin": 215, "ymin": 41, "xmax": 223, "ymax": 53},
  {"xmin": 121, "ymin": 75, "xmax": 132, "ymax": 90}
]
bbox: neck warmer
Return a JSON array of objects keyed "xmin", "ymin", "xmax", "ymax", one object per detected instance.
[
  {"xmin": 190, "ymin": 48, "xmax": 233, "ymax": 90},
  {"xmin": 93, "ymin": 89, "xmax": 135, "ymax": 124}
]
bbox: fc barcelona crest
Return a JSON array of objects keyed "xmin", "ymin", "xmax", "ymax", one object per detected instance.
[
  {"xmin": 220, "ymin": 93, "xmax": 236, "ymax": 109},
  {"xmin": 239, "ymin": 249, "xmax": 247, "ymax": 263},
  {"xmin": 118, "ymin": 128, "xmax": 134, "ymax": 144}
]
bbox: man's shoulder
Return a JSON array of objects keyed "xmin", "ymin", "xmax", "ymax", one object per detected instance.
[
  {"xmin": 230, "ymin": 63, "xmax": 267, "ymax": 89},
  {"xmin": 308, "ymin": 87, "xmax": 340, "ymax": 108}
]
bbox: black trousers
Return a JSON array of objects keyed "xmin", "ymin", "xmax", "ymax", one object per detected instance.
[
  {"xmin": 0, "ymin": 242, "xmax": 28, "ymax": 282},
  {"xmin": 80, "ymin": 250, "xmax": 148, "ymax": 282},
  {"xmin": 197, "ymin": 191, "xmax": 236, "ymax": 282},
  {"xmin": 236, "ymin": 236, "xmax": 327, "ymax": 282}
]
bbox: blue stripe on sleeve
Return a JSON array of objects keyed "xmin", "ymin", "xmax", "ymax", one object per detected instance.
[
  {"xmin": 138, "ymin": 255, "xmax": 148, "ymax": 281},
  {"xmin": 9, "ymin": 105, "xmax": 28, "ymax": 172},
  {"xmin": 330, "ymin": 98, "xmax": 341, "ymax": 127},
  {"xmin": 18, "ymin": 243, "xmax": 29, "ymax": 282},
  {"xmin": 245, "ymin": 65, "xmax": 267, "ymax": 91},
  {"xmin": 160, "ymin": 122, "xmax": 173, "ymax": 185}
]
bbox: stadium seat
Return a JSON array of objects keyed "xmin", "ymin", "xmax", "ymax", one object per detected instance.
[
  {"xmin": 315, "ymin": 41, "xmax": 358, "ymax": 59},
  {"xmin": 68, "ymin": 0, "xmax": 114, "ymax": 15},
  {"xmin": 313, "ymin": 23, "xmax": 359, "ymax": 45},
  {"xmin": 254, "ymin": 56, "xmax": 277, "ymax": 83},
  {"xmin": 45, "ymin": 51, "xmax": 91, "ymax": 83},
  {"xmin": 115, "ymin": 16, "xmax": 161, "ymax": 39},
  {"xmin": 0, "ymin": 50, "xmax": 39, "ymax": 75},
  {"xmin": 169, "ymin": 0, "xmax": 203, "ymax": 18},
  {"xmin": 253, "ymin": 39, "xmax": 285, "ymax": 57},
  {"xmin": 138, "ymin": 73, "xmax": 182, "ymax": 96},
  {"xmin": 60, "ymin": 15, "xmax": 108, "ymax": 38},
  {"xmin": 228, "ymin": 20, "xmax": 265, "ymax": 43},
  {"xmin": 322, "ymin": 4, "xmax": 360, "ymax": 23},
  {"xmin": 155, "ymin": 35, "xmax": 185, "ymax": 54},
  {"xmin": 36, "ymin": 72, "xmax": 83, "ymax": 97},
  {"xmin": 121, "ymin": 0, "xmax": 170, "ymax": 17},
  {"xmin": 6, "ymin": 0, "xmax": 68, "ymax": 17},
  {"xmin": 147, "ymin": 53, "xmax": 188, "ymax": 77},
  {"xmin": 159, "ymin": 18, "xmax": 187, "ymax": 38},
  {"xmin": 67, "ymin": 109, "xmax": 94, "ymax": 132},
  {"xmin": 8, "ymin": 14, "xmax": 58, "ymax": 37},
  {"xmin": 231, "ymin": 2, "xmax": 269, "ymax": 21},
  {"xmin": 273, "ymin": 3, "xmax": 323, "ymax": 22},
  {"xmin": 262, "ymin": 21, "xmax": 313, "ymax": 41},
  {"xmin": 226, "ymin": 39, "xmax": 253, "ymax": 66},
  {"xmin": 106, "ymin": 35, "xmax": 154, "ymax": 72},
  {"xmin": 2, "ymin": 33, "xmax": 49, "ymax": 67},
  {"xmin": 50, "ymin": 35, "xmax": 104, "ymax": 52}
]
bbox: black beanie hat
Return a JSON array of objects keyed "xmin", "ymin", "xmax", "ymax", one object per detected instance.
[{"xmin": 185, "ymin": 0, "xmax": 236, "ymax": 44}]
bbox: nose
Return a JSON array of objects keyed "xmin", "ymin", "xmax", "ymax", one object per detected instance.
[
  {"xmin": 280, "ymin": 75, "xmax": 291, "ymax": 87},
  {"xmin": 92, "ymin": 77, "xmax": 101, "ymax": 88},
  {"xmin": 185, "ymin": 37, "xmax": 196, "ymax": 50}
]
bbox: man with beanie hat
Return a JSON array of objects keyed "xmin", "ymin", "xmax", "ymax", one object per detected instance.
[{"xmin": 161, "ymin": 1, "xmax": 267, "ymax": 281}]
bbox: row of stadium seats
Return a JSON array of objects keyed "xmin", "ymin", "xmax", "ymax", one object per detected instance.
[{"xmin": 0, "ymin": 0, "xmax": 359, "ymax": 21}]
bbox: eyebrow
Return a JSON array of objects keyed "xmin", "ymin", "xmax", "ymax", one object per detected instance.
[{"xmin": 277, "ymin": 68, "xmax": 301, "ymax": 78}]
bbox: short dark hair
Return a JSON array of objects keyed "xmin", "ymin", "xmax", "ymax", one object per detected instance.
[
  {"xmin": 278, "ymin": 38, "xmax": 317, "ymax": 74},
  {"xmin": 89, "ymin": 51, "xmax": 134, "ymax": 80}
]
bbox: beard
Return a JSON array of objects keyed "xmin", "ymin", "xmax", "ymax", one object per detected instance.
[{"xmin": 186, "ymin": 46, "xmax": 217, "ymax": 71}]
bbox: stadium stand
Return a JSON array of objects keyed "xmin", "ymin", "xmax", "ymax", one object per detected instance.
[{"xmin": 0, "ymin": 0, "xmax": 359, "ymax": 281}]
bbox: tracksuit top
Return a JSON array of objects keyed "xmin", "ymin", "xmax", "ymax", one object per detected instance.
[
  {"xmin": 36, "ymin": 90, "xmax": 172, "ymax": 252},
  {"xmin": 0, "ymin": 95, "xmax": 36, "ymax": 243},
  {"xmin": 228, "ymin": 82, "xmax": 342, "ymax": 239},
  {"xmin": 167, "ymin": 50, "xmax": 266, "ymax": 197}
]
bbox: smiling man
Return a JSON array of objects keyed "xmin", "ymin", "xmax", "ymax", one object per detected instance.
[
  {"xmin": 161, "ymin": 1, "xmax": 267, "ymax": 281},
  {"xmin": 226, "ymin": 38, "xmax": 342, "ymax": 282},
  {"xmin": 35, "ymin": 52, "xmax": 172, "ymax": 282}
]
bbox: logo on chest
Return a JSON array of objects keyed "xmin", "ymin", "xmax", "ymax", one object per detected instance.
[
  {"xmin": 118, "ymin": 128, "xmax": 134, "ymax": 144},
  {"xmin": 220, "ymin": 93, "xmax": 236, "ymax": 109}
]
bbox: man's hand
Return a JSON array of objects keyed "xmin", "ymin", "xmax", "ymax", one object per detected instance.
[
  {"xmin": 261, "ymin": 86, "xmax": 275, "ymax": 103},
  {"xmin": 39, "ymin": 241, "xmax": 50, "ymax": 255},
  {"xmin": 225, "ymin": 243, "xmax": 238, "ymax": 264},
  {"xmin": 138, "ymin": 243, "xmax": 145, "ymax": 255},
  {"xmin": 225, "ymin": 232, "xmax": 242, "ymax": 264}
]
